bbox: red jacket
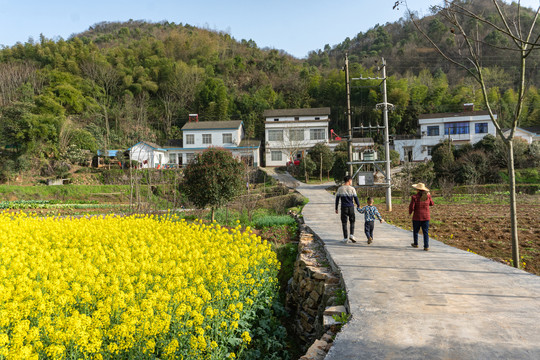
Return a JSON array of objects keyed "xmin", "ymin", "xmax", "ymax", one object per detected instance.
[{"xmin": 409, "ymin": 192, "xmax": 434, "ymax": 221}]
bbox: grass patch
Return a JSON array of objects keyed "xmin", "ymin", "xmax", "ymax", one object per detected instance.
[
  {"xmin": 0, "ymin": 184, "xmax": 131, "ymax": 202},
  {"xmin": 275, "ymin": 243, "xmax": 298, "ymax": 297},
  {"xmin": 254, "ymin": 215, "xmax": 296, "ymax": 228}
]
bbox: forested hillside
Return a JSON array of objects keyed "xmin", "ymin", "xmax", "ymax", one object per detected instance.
[{"xmin": 0, "ymin": 0, "xmax": 539, "ymax": 181}]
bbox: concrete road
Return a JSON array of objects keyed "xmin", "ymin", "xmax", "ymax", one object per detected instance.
[{"xmin": 269, "ymin": 171, "xmax": 540, "ymax": 360}]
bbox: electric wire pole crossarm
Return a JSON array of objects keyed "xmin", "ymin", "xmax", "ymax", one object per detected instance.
[{"xmin": 346, "ymin": 57, "xmax": 393, "ymax": 211}]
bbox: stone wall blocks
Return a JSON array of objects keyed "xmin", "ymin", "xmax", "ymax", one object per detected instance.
[{"xmin": 287, "ymin": 219, "xmax": 346, "ymax": 360}]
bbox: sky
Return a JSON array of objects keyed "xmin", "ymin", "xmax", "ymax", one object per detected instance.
[{"xmin": 0, "ymin": 0, "xmax": 539, "ymax": 59}]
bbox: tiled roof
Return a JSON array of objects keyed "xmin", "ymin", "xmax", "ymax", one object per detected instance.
[
  {"xmin": 142, "ymin": 141, "xmax": 163, "ymax": 149},
  {"xmin": 181, "ymin": 120, "xmax": 242, "ymax": 130},
  {"xmin": 263, "ymin": 107, "xmax": 331, "ymax": 118},
  {"xmin": 521, "ymin": 126, "xmax": 540, "ymax": 134},
  {"xmin": 418, "ymin": 110, "xmax": 492, "ymax": 120},
  {"xmin": 238, "ymin": 140, "xmax": 261, "ymax": 148}
]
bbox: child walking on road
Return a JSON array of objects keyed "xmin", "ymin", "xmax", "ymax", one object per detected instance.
[{"xmin": 357, "ymin": 197, "xmax": 384, "ymax": 244}]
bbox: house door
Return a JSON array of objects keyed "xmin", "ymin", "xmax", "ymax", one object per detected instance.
[{"xmin": 404, "ymin": 147, "xmax": 413, "ymax": 162}]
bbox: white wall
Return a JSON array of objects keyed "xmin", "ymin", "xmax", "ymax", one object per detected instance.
[
  {"xmin": 130, "ymin": 143, "xmax": 154, "ymax": 168},
  {"xmin": 130, "ymin": 143, "xmax": 168, "ymax": 168},
  {"xmin": 265, "ymin": 149, "xmax": 288, "ymax": 167},
  {"xmin": 419, "ymin": 114, "xmax": 496, "ymax": 145},
  {"xmin": 504, "ymin": 128, "xmax": 536, "ymax": 144},
  {"xmin": 393, "ymin": 139, "xmax": 425, "ymax": 162},
  {"xmin": 394, "ymin": 114, "xmax": 498, "ymax": 162},
  {"xmin": 265, "ymin": 121, "xmax": 329, "ymax": 166},
  {"xmin": 183, "ymin": 127, "xmax": 241, "ymax": 148}
]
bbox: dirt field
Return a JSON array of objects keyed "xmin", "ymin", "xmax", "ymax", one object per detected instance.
[{"xmin": 379, "ymin": 201, "xmax": 540, "ymax": 276}]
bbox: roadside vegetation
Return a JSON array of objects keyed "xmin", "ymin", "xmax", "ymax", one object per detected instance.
[{"xmin": 0, "ymin": 166, "xmax": 306, "ymax": 359}]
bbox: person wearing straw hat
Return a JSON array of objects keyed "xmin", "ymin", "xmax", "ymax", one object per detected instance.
[{"xmin": 409, "ymin": 183, "xmax": 434, "ymax": 251}]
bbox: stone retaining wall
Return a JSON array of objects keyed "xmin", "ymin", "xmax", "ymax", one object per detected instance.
[{"xmin": 286, "ymin": 219, "xmax": 349, "ymax": 360}]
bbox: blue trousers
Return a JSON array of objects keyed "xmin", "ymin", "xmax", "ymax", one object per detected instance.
[
  {"xmin": 412, "ymin": 220, "xmax": 430, "ymax": 249},
  {"xmin": 364, "ymin": 221, "xmax": 374, "ymax": 240}
]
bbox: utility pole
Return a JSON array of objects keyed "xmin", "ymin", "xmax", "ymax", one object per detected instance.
[
  {"xmin": 349, "ymin": 57, "xmax": 394, "ymax": 211},
  {"xmin": 381, "ymin": 58, "xmax": 392, "ymax": 212},
  {"xmin": 345, "ymin": 53, "xmax": 353, "ymax": 176}
]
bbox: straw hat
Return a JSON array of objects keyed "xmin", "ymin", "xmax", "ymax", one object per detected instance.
[{"xmin": 412, "ymin": 183, "xmax": 429, "ymax": 191}]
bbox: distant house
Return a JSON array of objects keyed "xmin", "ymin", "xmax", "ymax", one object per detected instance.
[
  {"xmin": 503, "ymin": 126, "xmax": 540, "ymax": 144},
  {"xmin": 128, "ymin": 142, "xmax": 170, "ymax": 168},
  {"xmin": 129, "ymin": 120, "xmax": 260, "ymax": 168},
  {"xmin": 263, "ymin": 107, "xmax": 373, "ymax": 166},
  {"xmin": 393, "ymin": 107, "xmax": 497, "ymax": 162}
]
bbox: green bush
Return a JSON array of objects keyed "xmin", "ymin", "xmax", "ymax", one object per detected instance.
[
  {"xmin": 254, "ymin": 215, "xmax": 296, "ymax": 229},
  {"xmin": 499, "ymin": 168, "xmax": 540, "ymax": 184}
]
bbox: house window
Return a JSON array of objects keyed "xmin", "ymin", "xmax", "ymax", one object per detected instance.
[
  {"xmin": 268, "ymin": 130, "xmax": 283, "ymax": 141},
  {"xmin": 315, "ymin": 117, "xmax": 320, "ymax": 120},
  {"xmin": 223, "ymin": 133, "xmax": 232, "ymax": 144},
  {"xmin": 274, "ymin": 118, "xmax": 279, "ymax": 121},
  {"xmin": 427, "ymin": 146, "xmax": 435, "ymax": 156},
  {"xmin": 444, "ymin": 122, "xmax": 469, "ymax": 135},
  {"xmin": 168, "ymin": 153, "xmax": 177, "ymax": 164},
  {"xmin": 186, "ymin": 134, "xmax": 194, "ymax": 145},
  {"xmin": 294, "ymin": 117, "xmax": 300, "ymax": 121},
  {"xmin": 271, "ymin": 151, "xmax": 282, "ymax": 161},
  {"xmin": 186, "ymin": 153, "xmax": 195, "ymax": 163},
  {"xmin": 289, "ymin": 129, "xmax": 304, "ymax": 141},
  {"xmin": 427, "ymin": 126, "xmax": 439, "ymax": 136},
  {"xmin": 310, "ymin": 129, "xmax": 326, "ymax": 140},
  {"xmin": 202, "ymin": 134, "xmax": 212, "ymax": 144},
  {"xmin": 475, "ymin": 123, "xmax": 488, "ymax": 134}
]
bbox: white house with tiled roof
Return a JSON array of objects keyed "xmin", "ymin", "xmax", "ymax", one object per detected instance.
[
  {"xmin": 264, "ymin": 107, "xmax": 374, "ymax": 166},
  {"xmin": 129, "ymin": 120, "xmax": 260, "ymax": 168},
  {"xmin": 393, "ymin": 108, "xmax": 497, "ymax": 162},
  {"xmin": 503, "ymin": 126, "xmax": 540, "ymax": 144}
]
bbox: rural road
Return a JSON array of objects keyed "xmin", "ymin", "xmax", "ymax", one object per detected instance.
[{"xmin": 265, "ymin": 169, "xmax": 540, "ymax": 360}]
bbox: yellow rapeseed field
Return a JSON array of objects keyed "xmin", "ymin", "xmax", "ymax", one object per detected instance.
[{"xmin": 0, "ymin": 212, "xmax": 280, "ymax": 359}]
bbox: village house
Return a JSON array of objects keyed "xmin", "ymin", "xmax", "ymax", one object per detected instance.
[
  {"xmin": 393, "ymin": 105, "xmax": 497, "ymax": 162},
  {"xmin": 504, "ymin": 126, "xmax": 540, "ymax": 144},
  {"xmin": 129, "ymin": 119, "xmax": 260, "ymax": 168},
  {"xmin": 263, "ymin": 107, "xmax": 374, "ymax": 166}
]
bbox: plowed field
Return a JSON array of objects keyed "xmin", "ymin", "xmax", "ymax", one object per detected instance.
[{"xmin": 380, "ymin": 200, "xmax": 540, "ymax": 275}]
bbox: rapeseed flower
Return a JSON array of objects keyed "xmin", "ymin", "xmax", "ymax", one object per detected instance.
[{"xmin": 0, "ymin": 212, "xmax": 280, "ymax": 359}]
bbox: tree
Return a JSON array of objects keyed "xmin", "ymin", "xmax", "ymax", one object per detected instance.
[
  {"xmin": 308, "ymin": 143, "xmax": 334, "ymax": 181},
  {"xmin": 181, "ymin": 148, "xmax": 245, "ymax": 221},
  {"xmin": 431, "ymin": 139, "xmax": 456, "ymax": 181},
  {"xmin": 81, "ymin": 60, "xmax": 121, "ymax": 148},
  {"xmin": 298, "ymin": 155, "xmax": 316, "ymax": 183},
  {"xmin": 400, "ymin": 0, "xmax": 540, "ymax": 268},
  {"xmin": 331, "ymin": 142, "xmax": 350, "ymax": 184}
]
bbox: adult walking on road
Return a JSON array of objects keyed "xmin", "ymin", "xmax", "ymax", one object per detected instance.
[
  {"xmin": 409, "ymin": 183, "xmax": 434, "ymax": 251},
  {"xmin": 335, "ymin": 175, "xmax": 360, "ymax": 243}
]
